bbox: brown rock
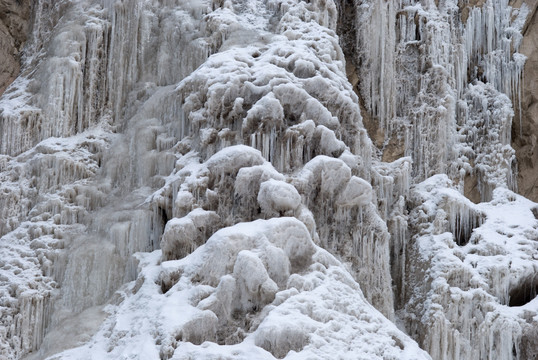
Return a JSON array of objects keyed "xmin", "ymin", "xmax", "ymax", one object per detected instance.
[
  {"xmin": 458, "ymin": 0, "xmax": 487, "ymax": 23},
  {"xmin": 345, "ymin": 56, "xmax": 386, "ymax": 150},
  {"xmin": 514, "ymin": 1, "xmax": 538, "ymax": 201},
  {"xmin": 0, "ymin": 0, "xmax": 31, "ymax": 96}
]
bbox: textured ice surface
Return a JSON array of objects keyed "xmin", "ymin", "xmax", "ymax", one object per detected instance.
[
  {"xmin": 345, "ymin": 0, "xmax": 527, "ymax": 190},
  {"xmin": 403, "ymin": 175, "xmax": 538, "ymax": 359},
  {"xmin": 53, "ymin": 218, "xmax": 430, "ymax": 360},
  {"xmin": 0, "ymin": 0, "xmax": 537, "ymax": 359},
  {"xmin": 0, "ymin": 0, "xmax": 412, "ymax": 358}
]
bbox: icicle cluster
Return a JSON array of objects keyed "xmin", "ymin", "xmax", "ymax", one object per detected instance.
[
  {"xmin": 0, "ymin": 0, "xmax": 537, "ymax": 359},
  {"xmin": 0, "ymin": 0, "xmax": 423, "ymax": 358},
  {"xmin": 404, "ymin": 175, "xmax": 538, "ymax": 360},
  {"xmin": 346, "ymin": 0, "xmax": 527, "ymax": 186}
]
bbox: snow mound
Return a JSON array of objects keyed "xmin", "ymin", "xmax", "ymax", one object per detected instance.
[
  {"xmin": 55, "ymin": 218, "xmax": 430, "ymax": 360},
  {"xmin": 161, "ymin": 209, "xmax": 220, "ymax": 261},
  {"xmin": 337, "ymin": 176, "xmax": 373, "ymax": 207},
  {"xmin": 257, "ymin": 179, "xmax": 301, "ymax": 216},
  {"xmin": 404, "ymin": 175, "xmax": 538, "ymax": 359}
]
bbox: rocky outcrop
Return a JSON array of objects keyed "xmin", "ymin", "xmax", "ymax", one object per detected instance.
[
  {"xmin": 0, "ymin": 0, "xmax": 31, "ymax": 96},
  {"xmin": 514, "ymin": 1, "xmax": 538, "ymax": 201}
]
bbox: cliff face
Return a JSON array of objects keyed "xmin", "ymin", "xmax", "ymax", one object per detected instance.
[
  {"xmin": 515, "ymin": 2, "xmax": 538, "ymax": 201},
  {"xmin": 0, "ymin": 1, "xmax": 537, "ymax": 360},
  {"xmin": 0, "ymin": 0, "xmax": 31, "ymax": 96}
]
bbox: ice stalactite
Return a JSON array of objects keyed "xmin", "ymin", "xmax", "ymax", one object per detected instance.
[
  {"xmin": 352, "ymin": 0, "xmax": 397, "ymax": 135},
  {"xmin": 344, "ymin": 0, "xmax": 527, "ymax": 191},
  {"xmin": 105, "ymin": 0, "xmax": 211, "ymax": 122},
  {"xmin": 0, "ymin": 125, "xmax": 115, "ymax": 358},
  {"xmin": 372, "ymin": 157, "xmax": 412, "ymax": 307},
  {"xmin": 403, "ymin": 175, "xmax": 538, "ymax": 360},
  {"xmin": 293, "ymin": 155, "xmax": 395, "ymax": 317},
  {"xmin": 1, "ymin": 1, "xmax": 109, "ymax": 156},
  {"xmin": 0, "ymin": 0, "xmax": 215, "ymax": 357},
  {"xmin": 338, "ymin": 3, "xmax": 537, "ymax": 357},
  {"xmin": 441, "ymin": 196, "xmax": 485, "ymax": 246},
  {"xmin": 0, "ymin": 0, "xmax": 213, "ymax": 157},
  {"xmin": 458, "ymin": 82, "xmax": 518, "ymax": 201},
  {"xmin": 0, "ymin": 0, "xmax": 423, "ymax": 358},
  {"xmin": 463, "ymin": 0, "xmax": 528, "ymax": 104},
  {"xmin": 80, "ymin": 4, "xmax": 414, "ymax": 342},
  {"xmin": 134, "ymin": 0, "xmax": 399, "ymax": 317},
  {"xmin": 1, "ymin": 0, "xmax": 537, "ymax": 358}
]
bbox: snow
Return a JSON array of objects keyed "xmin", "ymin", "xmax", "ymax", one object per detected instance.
[
  {"xmin": 0, "ymin": 0, "xmax": 537, "ymax": 359},
  {"xmin": 350, "ymin": 0, "xmax": 527, "ymax": 188},
  {"xmin": 404, "ymin": 175, "xmax": 538, "ymax": 359},
  {"xmin": 257, "ymin": 179, "xmax": 301, "ymax": 215},
  {"xmin": 337, "ymin": 176, "xmax": 373, "ymax": 207},
  {"xmin": 51, "ymin": 218, "xmax": 430, "ymax": 360},
  {"xmin": 161, "ymin": 209, "xmax": 220, "ymax": 261}
]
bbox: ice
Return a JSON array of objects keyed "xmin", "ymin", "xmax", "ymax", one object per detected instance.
[
  {"xmin": 403, "ymin": 176, "xmax": 538, "ymax": 359},
  {"xmin": 233, "ymin": 250, "xmax": 279, "ymax": 312},
  {"xmin": 50, "ymin": 218, "xmax": 430, "ymax": 360},
  {"xmin": 0, "ymin": 0, "xmax": 537, "ymax": 358},
  {"xmin": 161, "ymin": 209, "xmax": 220, "ymax": 261},
  {"xmin": 257, "ymin": 179, "xmax": 301, "ymax": 216},
  {"xmin": 458, "ymin": 82, "xmax": 517, "ymax": 201},
  {"xmin": 337, "ymin": 176, "xmax": 373, "ymax": 207},
  {"xmin": 345, "ymin": 0, "xmax": 527, "ymax": 189}
]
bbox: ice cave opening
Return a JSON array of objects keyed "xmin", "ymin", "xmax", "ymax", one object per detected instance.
[
  {"xmin": 509, "ymin": 274, "xmax": 538, "ymax": 307},
  {"xmin": 531, "ymin": 206, "xmax": 538, "ymax": 220},
  {"xmin": 445, "ymin": 203, "xmax": 485, "ymax": 247}
]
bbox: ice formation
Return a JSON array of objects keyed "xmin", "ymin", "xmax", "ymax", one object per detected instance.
[{"xmin": 0, "ymin": 0, "xmax": 537, "ymax": 359}]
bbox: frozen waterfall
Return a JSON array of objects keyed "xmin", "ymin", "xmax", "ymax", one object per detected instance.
[{"xmin": 0, "ymin": 0, "xmax": 537, "ymax": 359}]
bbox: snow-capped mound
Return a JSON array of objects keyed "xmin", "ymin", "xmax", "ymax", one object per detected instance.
[
  {"xmin": 404, "ymin": 175, "xmax": 538, "ymax": 359},
  {"xmin": 55, "ymin": 218, "xmax": 430, "ymax": 360}
]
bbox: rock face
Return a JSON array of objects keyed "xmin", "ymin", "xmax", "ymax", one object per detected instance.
[
  {"xmin": 0, "ymin": 0, "xmax": 31, "ymax": 96},
  {"xmin": 0, "ymin": 0, "xmax": 537, "ymax": 360},
  {"xmin": 515, "ymin": 2, "xmax": 538, "ymax": 201}
]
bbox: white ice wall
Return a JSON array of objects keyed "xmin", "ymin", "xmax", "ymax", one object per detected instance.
[
  {"xmin": 0, "ymin": 0, "xmax": 419, "ymax": 358},
  {"xmin": 0, "ymin": 0, "xmax": 536, "ymax": 359}
]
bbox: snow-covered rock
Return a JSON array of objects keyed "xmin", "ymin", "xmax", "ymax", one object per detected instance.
[{"xmin": 54, "ymin": 218, "xmax": 430, "ymax": 360}]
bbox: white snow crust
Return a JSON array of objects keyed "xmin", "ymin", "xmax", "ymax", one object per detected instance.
[{"xmin": 54, "ymin": 218, "xmax": 429, "ymax": 360}]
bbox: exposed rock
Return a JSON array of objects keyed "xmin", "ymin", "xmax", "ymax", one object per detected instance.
[
  {"xmin": 514, "ymin": 1, "xmax": 538, "ymax": 201},
  {"xmin": 0, "ymin": 0, "xmax": 31, "ymax": 96},
  {"xmin": 458, "ymin": 0, "xmax": 487, "ymax": 23}
]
